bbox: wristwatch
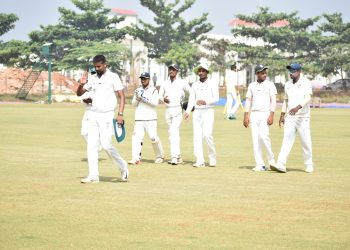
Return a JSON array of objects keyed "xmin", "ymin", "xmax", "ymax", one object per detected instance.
[{"xmin": 118, "ymin": 112, "xmax": 123, "ymax": 116}]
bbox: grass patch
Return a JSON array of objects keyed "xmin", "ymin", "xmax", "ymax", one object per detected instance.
[{"xmin": 0, "ymin": 104, "xmax": 349, "ymax": 249}]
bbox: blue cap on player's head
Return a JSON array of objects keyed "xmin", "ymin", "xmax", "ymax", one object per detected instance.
[
  {"xmin": 286, "ymin": 63, "xmax": 302, "ymax": 73},
  {"xmin": 168, "ymin": 64, "xmax": 179, "ymax": 71},
  {"xmin": 255, "ymin": 64, "xmax": 268, "ymax": 73},
  {"xmin": 139, "ymin": 72, "xmax": 150, "ymax": 79}
]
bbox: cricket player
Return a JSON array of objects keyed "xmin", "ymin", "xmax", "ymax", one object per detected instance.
[
  {"xmin": 77, "ymin": 55, "xmax": 129, "ymax": 183},
  {"xmin": 189, "ymin": 64, "xmax": 219, "ymax": 167},
  {"xmin": 159, "ymin": 64, "xmax": 194, "ymax": 165},
  {"xmin": 128, "ymin": 72, "xmax": 164, "ymax": 165},
  {"xmin": 243, "ymin": 64, "xmax": 277, "ymax": 171},
  {"xmin": 225, "ymin": 64, "xmax": 240, "ymax": 120},
  {"xmin": 270, "ymin": 63, "xmax": 314, "ymax": 173}
]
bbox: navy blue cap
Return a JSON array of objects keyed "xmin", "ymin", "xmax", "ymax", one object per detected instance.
[
  {"xmin": 255, "ymin": 64, "xmax": 268, "ymax": 73},
  {"xmin": 139, "ymin": 72, "xmax": 150, "ymax": 79},
  {"xmin": 286, "ymin": 63, "xmax": 302, "ymax": 71},
  {"xmin": 168, "ymin": 64, "xmax": 179, "ymax": 71}
]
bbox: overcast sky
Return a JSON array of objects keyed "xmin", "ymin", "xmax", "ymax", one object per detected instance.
[{"xmin": 1, "ymin": 0, "xmax": 350, "ymax": 42}]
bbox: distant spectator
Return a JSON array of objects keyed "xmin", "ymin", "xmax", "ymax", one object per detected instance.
[{"xmin": 152, "ymin": 73, "xmax": 158, "ymax": 86}]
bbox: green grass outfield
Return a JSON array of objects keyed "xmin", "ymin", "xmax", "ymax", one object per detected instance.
[{"xmin": 0, "ymin": 103, "xmax": 349, "ymax": 249}]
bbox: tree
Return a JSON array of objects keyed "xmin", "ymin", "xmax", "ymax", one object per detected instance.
[
  {"xmin": 230, "ymin": 7, "xmax": 322, "ymax": 77},
  {"xmin": 130, "ymin": 0, "xmax": 213, "ymax": 59},
  {"xmin": 0, "ymin": 13, "xmax": 18, "ymax": 37},
  {"xmin": 160, "ymin": 42, "xmax": 201, "ymax": 77},
  {"xmin": 9, "ymin": 0, "xmax": 128, "ymax": 71},
  {"xmin": 318, "ymin": 13, "xmax": 350, "ymax": 78},
  {"xmin": 202, "ymin": 38, "xmax": 234, "ymax": 85}
]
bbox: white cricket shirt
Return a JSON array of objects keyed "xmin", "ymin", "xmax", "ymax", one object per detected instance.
[
  {"xmin": 246, "ymin": 80, "xmax": 277, "ymax": 112},
  {"xmin": 191, "ymin": 78, "xmax": 219, "ymax": 109},
  {"xmin": 159, "ymin": 77, "xmax": 193, "ymax": 108},
  {"xmin": 132, "ymin": 85, "xmax": 159, "ymax": 121},
  {"xmin": 284, "ymin": 77, "xmax": 312, "ymax": 117},
  {"xmin": 83, "ymin": 70, "xmax": 124, "ymax": 113}
]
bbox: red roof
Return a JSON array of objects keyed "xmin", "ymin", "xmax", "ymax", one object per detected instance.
[
  {"xmin": 229, "ymin": 19, "xmax": 289, "ymax": 28},
  {"xmin": 111, "ymin": 8, "xmax": 137, "ymax": 16}
]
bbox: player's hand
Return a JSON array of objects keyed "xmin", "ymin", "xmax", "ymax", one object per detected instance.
[
  {"xmin": 116, "ymin": 114, "xmax": 124, "ymax": 124},
  {"xmin": 267, "ymin": 114, "xmax": 274, "ymax": 126},
  {"xmin": 163, "ymin": 96, "xmax": 170, "ymax": 104},
  {"xmin": 289, "ymin": 105, "xmax": 301, "ymax": 115},
  {"xmin": 196, "ymin": 100, "xmax": 206, "ymax": 106},
  {"xmin": 184, "ymin": 112, "xmax": 190, "ymax": 121},
  {"xmin": 83, "ymin": 98, "xmax": 92, "ymax": 104},
  {"xmin": 136, "ymin": 96, "xmax": 142, "ymax": 102},
  {"xmin": 79, "ymin": 71, "xmax": 88, "ymax": 85},
  {"xmin": 243, "ymin": 114, "xmax": 250, "ymax": 128},
  {"xmin": 279, "ymin": 115, "xmax": 285, "ymax": 128}
]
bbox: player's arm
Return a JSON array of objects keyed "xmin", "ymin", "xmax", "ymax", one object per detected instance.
[
  {"xmin": 143, "ymin": 88, "xmax": 159, "ymax": 107},
  {"xmin": 243, "ymin": 97, "xmax": 251, "ymax": 128},
  {"xmin": 267, "ymin": 94, "xmax": 276, "ymax": 126},
  {"xmin": 184, "ymin": 82, "xmax": 195, "ymax": 116},
  {"xmin": 115, "ymin": 90, "xmax": 125, "ymax": 124},
  {"xmin": 279, "ymin": 99, "xmax": 287, "ymax": 128},
  {"xmin": 77, "ymin": 72, "xmax": 88, "ymax": 96}
]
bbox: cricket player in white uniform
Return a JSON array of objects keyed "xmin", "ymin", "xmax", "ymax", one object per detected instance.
[
  {"xmin": 77, "ymin": 55, "xmax": 129, "ymax": 183},
  {"xmin": 128, "ymin": 72, "xmax": 164, "ymax": 165},
  {"xmin": 270, "ymin": 63, "xmax": 314, "ymax": 173},
  {"xmin": 159, "ymin": 64, "xmax": 194, "ymax": 165},
  {"xmin": 243, "ymin": 65, "xmax": 277, "ymax": 171},
  {"xmin": 225, "ymin": 64, "xmax": 240, "ymax": 120},
  {"xmin": 189, "ymin": 64, "xmax": 219, "ymax": 167}
]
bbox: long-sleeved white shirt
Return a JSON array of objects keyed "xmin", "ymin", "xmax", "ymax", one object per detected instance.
[
  {"xmin": 159, "ymin": 77, "xmax": 195, "ymax": 113},
  {"xmin": 190, "ymin": 78, "xmax": 219, "ymax": 109},
  {"xmin": 132, "ymin": 85, "xmax": 159, "ymax": 121}
]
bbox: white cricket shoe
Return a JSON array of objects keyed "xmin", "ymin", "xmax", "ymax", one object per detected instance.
[
  {"xmin": 209, "ymin": 160, "xmax": 216, "ymax": 167},
  {"xmin": 167, "ymin": 158, "xmax": 183, "ymax": 165},
  {"xmin": 252, "ymin": 166, "xmax": 269, "ymax": 172},
  {"xmin": 154, "ymin": 158, "xmax": 164, "ymax": 164},
  {"xmin": 80, "ymin": 177, "xmax": 99, "ymax": 183},
  {"xmin": 128, "ymin": 159, "xmax": 141, "ymax": 165},
  {"xmin": 193, "ymin": 162, "xmax": 205, "ymax": 168},
  {"xmin": 121, "ymin": 169, "xmax": 129, "ymax": 182},
  {"xmin": 270, "ymin": 163, "xmax": 287, "ymax": 173},
  {"xmin": 305, "ymin": 166, "xmax": 314, "ymax": 173}
]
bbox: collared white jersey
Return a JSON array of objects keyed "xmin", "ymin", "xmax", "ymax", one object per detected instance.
[
  {"xmin": 284, "ymin": 77, "xmax": 312, "ymax": 117},
  {"xmin": 190, "ymin": 78, "xmax": 219, "ymax": 109},
  {"xmin": 246, "ymin": 80, "xmax": 277, "ymax": 112},
  {"xmin": 159, "ymin": 77, "xmax": 193, "ymax": 108},
  {"xmin": 83, "ymin": 70, "xmax": 124, "ymax": 113},
  {"xmin": 132, "ymin": 85, "xmax": 159, "ymax": 121}
]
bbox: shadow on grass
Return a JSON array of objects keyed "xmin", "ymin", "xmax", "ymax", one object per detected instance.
[
  {"xmin": 99, "ymin": 176, "xmax": 126, "ymax": 183},
  {"xmin": 137, "ymin": 158, "xmax": 195, "ymax": 165},
  {"xmin": 238, "ymin": 166, "xmax": 305, "ymax": 172},
  {"xmin": 80, "ymin": 158, "xmax": 107, "ymax": 162}
]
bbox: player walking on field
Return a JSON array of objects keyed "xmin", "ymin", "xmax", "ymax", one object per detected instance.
[
  {"xmin": 189, "ymin": 64, "xmax": 219, "ymax": 167},
  {"xmin": 77, "ymin": 55, "xmax": 129, "ymax": 183},
  {"xmin": 159, "ymin": 64, "xmax": 194, "ymax": 165},
  {"xmin": 243, "ymin": 65, "xmax": 277, "ymax": 171},
  {"xmin": 270, "ymin": 63, "xmax": 314, "ymax": 173},
  {"xmin": 128, "ymin": 72, "xmax": 165, "ymax": 165}
]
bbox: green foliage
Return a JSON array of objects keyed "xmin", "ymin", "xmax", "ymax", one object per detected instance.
[
  {"xmin": 130, "ymin": 0, "xmax": 213, "ymax": 59},
  {"xmin": 59, "ymin": 42, "xmax": 129, "ymax": 75},
  {"xmin": 160, "ymin": 42, "xmax": 201, "ymax": 77},
  {"xmin": 318, "ymin": 13, "xmax": 350, "ymax": 77},
  {"xmin": 231, "ymin": 7, "xmax": 322, "ymax": 77},
  {"xmin": 0, "ymin": 13, "xmax": 19, "ymax": 37},
  {"xmin": 4, "ymin": 0, "xmax": 128, "ymax": 71}
]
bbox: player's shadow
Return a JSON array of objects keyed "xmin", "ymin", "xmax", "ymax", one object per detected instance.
[
  {"xmin": 80, "ymin": 158, "xmax": 107, "ymax": 162},
  {"xmin": 238, "ymin": 165, "xmax": 305, "ymax": 172},
  {"xmin": 99, "ymin": 176, "xmax": 126, "ymax": 183}
]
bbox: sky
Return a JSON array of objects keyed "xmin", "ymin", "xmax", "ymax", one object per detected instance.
[{"xmin": 1, "ymin": 0, "xmax": 350, "ymax": 42}]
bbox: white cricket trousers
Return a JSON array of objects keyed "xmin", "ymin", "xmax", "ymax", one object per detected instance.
[
  {"xmin": 87, "ymin": 111, "xmax": 127, "ymax": 179},
  {"xmin": 277, "ymin": 116, "xmax": 313, "ymax": 168},
  {"xmin": 165, "ymin": 106, "xmax": 183, "ymax": 159},
  {"xmin": 250, "ymin": 112, "xmax": 275, "ymax": 167},
  {"xmin": 81, "ymin": 109, "xmax": 90, "ymax": 143},
  {"xmin": 193, "ymin": 108, "xmax": 216, "ymax": 164},
  {"xmin": 131, "ymin": 120, "xmax": 162, "ymax": 160},
  {"xmin": 226, "ymin": 93, "xmax": 239, "ymax": 117}
]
